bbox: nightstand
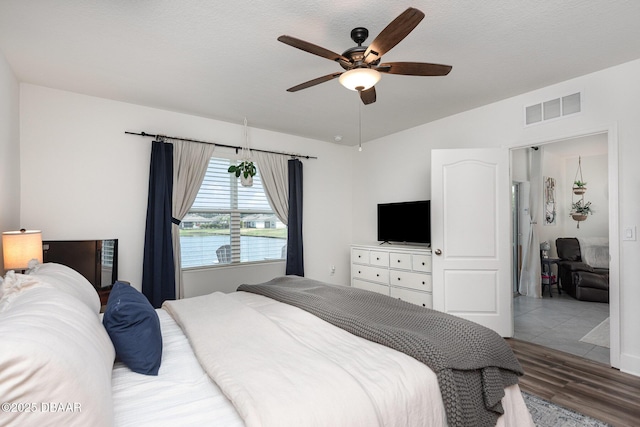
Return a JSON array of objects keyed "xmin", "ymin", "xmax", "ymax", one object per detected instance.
[{"xmin": 97, "ymin": 287, "xmax": 111, "ymax": 312}]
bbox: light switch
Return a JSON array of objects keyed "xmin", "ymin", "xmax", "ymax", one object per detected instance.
[{"xmin": 623, "ymin": 226, "xmax": 636, "ymax": 241}]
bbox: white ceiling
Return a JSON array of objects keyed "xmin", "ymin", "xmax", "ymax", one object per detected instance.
[{"xmin": 1, "ymin": 1, "xmax": 639, "ymax": 146}]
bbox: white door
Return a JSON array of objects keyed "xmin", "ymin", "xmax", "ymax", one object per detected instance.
[{"xmin": 431, "ymin": 148, "xmax": 512, "ymax": 336}]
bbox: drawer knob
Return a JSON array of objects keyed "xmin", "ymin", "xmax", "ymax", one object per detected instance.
[
  {"xmin": 358, "ymin": 271, "xmax": 361, "ymax": 274},
  {"xmin": 376, "ymin": 257, "xmax": 380, "ymax": 260},
  {"xmin": 397, "ymin": 260, "xmax": 401, "ymax": 263},
  {"xmin": 376, "ymin": 274, "xmax": 379, "ymax": 277},
  {"xmin": 422, "ymin": 303, "xmax": 426, "ymax": 307},
  {"xmin": 397, "ymin": 278, "xmax": 401, "ymax": 281},
  {"xmin": 422, "ymin": 262, "xmax": 425, "ymax": 266},
  {"xmin": 422, "ymin": 281, "xmax": 425, "ymax": 285}
]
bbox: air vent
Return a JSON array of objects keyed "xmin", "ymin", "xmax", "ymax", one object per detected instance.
[{"xmin": 525, "ymin": 92, "xmax": 581, "ymax": 126}]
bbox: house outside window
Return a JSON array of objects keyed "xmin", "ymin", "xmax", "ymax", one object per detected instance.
[{"xmin": 180, "ymin": 156, "xmax": 287, "ymax": 268}]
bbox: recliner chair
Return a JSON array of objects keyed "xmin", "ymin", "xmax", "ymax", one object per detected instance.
[{"xmin": 555, "ymin": 238, "xmax": 609, "ymax": 303}]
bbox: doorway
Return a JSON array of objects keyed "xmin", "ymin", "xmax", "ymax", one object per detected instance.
[{"xmin": 510, "ymin": 130, "xmax": 618, "ymax": 367}]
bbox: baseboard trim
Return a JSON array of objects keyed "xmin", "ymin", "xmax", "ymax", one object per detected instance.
[{"xmin": 620, "ymin": 351, "xmax": 640, "ymax": 377}]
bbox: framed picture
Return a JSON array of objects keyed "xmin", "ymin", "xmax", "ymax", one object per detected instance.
[{"xmin": 544, "ymin": 176, "xmax": 556, "ymax": 225}]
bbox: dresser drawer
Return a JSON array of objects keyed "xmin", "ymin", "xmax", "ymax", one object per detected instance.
[
  {"xmin": 369, "ymin": 250, "xmax": 390, "ymax": 267},
  {"xmin": 389, "ymin": 252, "xmax": 412, "ymax": 270},
  {"xmin": 353, "ymin": 265, "xmax": 389, "ymax": 285},
  {"xmin": 352, "ymin": 279, "xmax": 389, "ymax": 296},
  {"xmin": 389, "ymin": 270, "xmax": 432, "ymax": 292},
  {"xmin": 351, "ymin": 248, "xmax": 369, "ymax": 264},
  {"xmin": 412, "ymin": 254, "xmax": 432, "ymax": 272},
  {"xmin": 390, "ymin": 287, "xmax": 432, "ymax": 309}
]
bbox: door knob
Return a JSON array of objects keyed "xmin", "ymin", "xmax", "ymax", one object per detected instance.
[{"xmin": 435, "ymin": 249, "xmax": 442, "ymax": 256}]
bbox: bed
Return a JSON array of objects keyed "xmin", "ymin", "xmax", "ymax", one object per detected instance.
[{"xmin": 0, "ymin": 263, "xmax": 534, "ymax": 427}]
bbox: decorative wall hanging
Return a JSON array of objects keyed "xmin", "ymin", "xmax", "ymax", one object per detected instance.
[
  {"xmin": 543, "ymin": 176, "xmax": 556, "ymax": 225},
  {"xmin": 570, "ymin": 156, "xmax": 592, "ymax": 228}
]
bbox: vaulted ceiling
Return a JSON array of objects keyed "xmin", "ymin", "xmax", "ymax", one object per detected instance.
[{"xmin": 1, "ymin": 1, "xmax": 639, "ymax": 145}]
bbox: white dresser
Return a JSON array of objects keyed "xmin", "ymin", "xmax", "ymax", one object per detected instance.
[{"xmin": 351, "ymin": 244, "xmax": 433, "ymax": 308}]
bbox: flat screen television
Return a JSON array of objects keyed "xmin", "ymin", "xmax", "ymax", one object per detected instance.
[
  {"xmin": 377, "ymin": 201, "xmax": 430, "ymax": 244},
  {"xmin": 42, "ymin": 239, "xmax": 118, "ymax": 289}
]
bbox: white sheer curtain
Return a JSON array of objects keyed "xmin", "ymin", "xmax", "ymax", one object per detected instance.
[
  {"xmin": 171, "ymin": 140, "xmax": 215, "ymax": 299},
  {"xmin": 252, "ymin": 151, "xmax": 289, "ymax": 225},
  {"xmin": 519, "ymin": 147, "xmax": 542, "ymax": 297}
]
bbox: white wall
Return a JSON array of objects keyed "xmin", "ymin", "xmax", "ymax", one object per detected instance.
[
  {"xmin": 19, "ymin": 85, "xmax": 354, "ymax": 295},
  {"xmin": 510, "ymin": 149, "xmax": 528, "ymax": 183},
  {"xmin": 0, "ymin": 52, "xmax": 21, "ymax": 270},
  {"xmin": 353, "ymin": 59, "xmax": 640, "ymax": 376}
]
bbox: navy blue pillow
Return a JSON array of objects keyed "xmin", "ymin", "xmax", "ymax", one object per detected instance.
[{"xmin": 103, "ymin": 281, "xmax": 162, "ymax": 375}]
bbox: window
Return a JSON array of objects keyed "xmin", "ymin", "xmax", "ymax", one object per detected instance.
[{"xmin": 180, "ymin": 156, "xmax": 287, "ymax": 268}]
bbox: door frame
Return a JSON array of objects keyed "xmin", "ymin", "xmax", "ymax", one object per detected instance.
[{"xmin": 509, "ymin": 123, "xmax": 619, "ymax": 368}]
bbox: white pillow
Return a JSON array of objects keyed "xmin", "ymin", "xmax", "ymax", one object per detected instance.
[
  {"xmin": 0, "ymin": 285, "xmax": 115, "ymax": 427},
  {"xmin": 27, "ymin": 262, "xmax": 101, "ymax": 313}
]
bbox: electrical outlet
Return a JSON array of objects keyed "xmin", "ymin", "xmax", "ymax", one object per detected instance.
[{"xmin": 330, "ymin": 265, "xmax": 335, "ymax": 275}]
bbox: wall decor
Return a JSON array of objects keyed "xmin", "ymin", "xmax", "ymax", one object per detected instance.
[{"xmin": 544, "ymin": 176, "xmax": 556, "ymax": 225}]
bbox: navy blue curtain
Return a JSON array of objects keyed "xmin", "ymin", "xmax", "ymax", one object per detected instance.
[
  {"xmin": 142, "ymin": 141, "xmax": 176, "ymax": 308},
  {"xmin": 286, "ymin": 159, "xmax": 304, "ymax": 276}
]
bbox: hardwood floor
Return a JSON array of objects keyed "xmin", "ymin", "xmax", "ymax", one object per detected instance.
[{"xmin": 507, "ymin": 338, "xmax": 640, "ymax": 427}]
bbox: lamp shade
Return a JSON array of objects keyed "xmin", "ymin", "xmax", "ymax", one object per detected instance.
[
  {"xmin": 2, "ymin": 229, "xmax": 43, "ymax": 271},
  {"xmin": 338, "ymin": 68, "xmax": 381, "ymax": 91}
]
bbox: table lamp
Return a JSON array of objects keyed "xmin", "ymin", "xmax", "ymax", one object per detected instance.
[
  {"xmin": 2, "ymin": 229, "xmax": 43, "ymax": 272},
  {"xmin": 540, "ymin": 241, "xmax": 551, "ymax": 259}
]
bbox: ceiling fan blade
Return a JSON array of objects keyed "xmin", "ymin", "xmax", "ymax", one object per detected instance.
[
  {"xmin": 286, "ymin": 72, "xmax": 343, "ymax": 92},
  {"xmin": 364, "ymin": 7, "xmax": 425, "ymax": 64},
  {"xmin": 377, "ymin": 62, "xmax": 452, "ymax": 76},
  {"xmin": 360, "ymin": 87, "xmax": 376, "ymax": 105},
  {"xmin": 278, "ymin": 35, "xmax": 350, "ymax": 64}
]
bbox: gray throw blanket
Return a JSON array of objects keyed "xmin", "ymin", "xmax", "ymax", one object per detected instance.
[{"xmin": 238, "ymin": 276, "xmax": 523, "ymax": 427}]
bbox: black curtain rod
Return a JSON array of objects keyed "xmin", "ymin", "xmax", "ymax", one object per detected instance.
[{"xmin": 125, "ymin": 131, "xmax": 318, "ymax": 160}]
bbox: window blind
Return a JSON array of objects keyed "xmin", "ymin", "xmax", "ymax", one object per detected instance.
[{"xmin": 181, "ymin": 157, "xmax": 286, "ymax": 268}]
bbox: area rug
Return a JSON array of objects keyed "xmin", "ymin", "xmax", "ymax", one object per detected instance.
[
  {"xmin": 522, "ymin": 391, "xmax": 611, "ymax": 427},
  {"xmin": 580, "ymin": 317, "xmax": 610, "ymax": 348}
]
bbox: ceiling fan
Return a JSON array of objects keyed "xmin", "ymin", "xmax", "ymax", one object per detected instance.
[{"xmin": 278, "ymin": 7, "xmax": 452, "ymax": 105}]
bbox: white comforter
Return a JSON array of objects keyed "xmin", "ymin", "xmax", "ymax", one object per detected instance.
[
  {"xmin": 162, "ymin": 291, "xmax": 533, "ymax": 427},
  {"xmin": 111, "ymin": 309, "xmax": 244, "ymax": 427}
]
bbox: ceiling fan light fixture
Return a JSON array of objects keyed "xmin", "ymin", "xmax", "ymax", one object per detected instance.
[{"xmin": 339, "ymin": 68, "xmax": 381, "ymax": 91}]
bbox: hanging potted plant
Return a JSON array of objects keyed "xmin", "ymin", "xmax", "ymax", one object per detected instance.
[
  {"xmin": 228, "ymin": 160, "xmax": 256, "ymax": 187},
  {"xmin": 228, "ymin": 117, "xmax": 256, "ymax": 187},
  {"xmin": 570, "ymin": 199, "xmax": 592, "ymax": 223},
  {"xmin": 573, "ymin": 180, "xmax": 587, "ymax": 195}
]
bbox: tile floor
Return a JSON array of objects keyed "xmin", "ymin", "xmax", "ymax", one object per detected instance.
[{"xmin": 513, "ymin": 290, "xmax": 610, "ymax": 365}]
